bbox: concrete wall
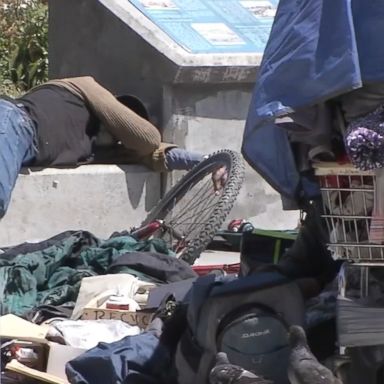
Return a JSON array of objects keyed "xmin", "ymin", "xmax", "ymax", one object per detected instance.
[{"xmin": 0, "ymin": 165, "xmax": 160, "ymax": 247}]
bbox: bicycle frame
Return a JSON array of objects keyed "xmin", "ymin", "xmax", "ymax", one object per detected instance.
[{"xmin": 130, "ymin": 220, "xmax": 187, "ymax": 253}]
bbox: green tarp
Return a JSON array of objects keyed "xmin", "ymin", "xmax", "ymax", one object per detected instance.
[{"xmin": 0, "ymin": 231, "xmax": 173, "ymax": 316}]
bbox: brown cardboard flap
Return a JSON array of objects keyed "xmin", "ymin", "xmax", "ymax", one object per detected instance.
[
  {"xmin": 0, "ymin": 314, "xmax": 48, "ymax": 343},
  {"xmin": 6, "ymin": 360, "xmax": 68, "ymax": 384}
]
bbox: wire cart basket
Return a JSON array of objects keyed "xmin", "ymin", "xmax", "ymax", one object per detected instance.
[
  {"xmin": 315, "ymin": 163, "xmax": 384, "ymax": 357},
  {"xmin": 314, "ymin": 163, "xmax": 379, "ymax": 262}
]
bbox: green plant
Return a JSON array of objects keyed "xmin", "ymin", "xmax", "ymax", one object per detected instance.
[{"xmin": 0, "ymin": 0, "xmax": 48, "ymax": 96}]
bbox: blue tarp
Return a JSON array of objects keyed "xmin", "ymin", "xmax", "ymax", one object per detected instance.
[{"xmin": 242, "ymin": 0, "xmax": 384, "ymax": 200}]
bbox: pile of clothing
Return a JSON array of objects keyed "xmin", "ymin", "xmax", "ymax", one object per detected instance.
[
  {"xmin": 0, "ymin": 230, "xmax": 196, "ymax": 317},
  {"xmin": 0, "ymin": 230, "xmax": 199, "ymax": 383}
]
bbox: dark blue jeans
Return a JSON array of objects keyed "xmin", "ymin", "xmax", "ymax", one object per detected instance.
[{"xmin": 0, "ymin": 100, "xmax": 37, "ymax": 217}]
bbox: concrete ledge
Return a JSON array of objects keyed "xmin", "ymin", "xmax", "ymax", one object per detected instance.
[{"xmin": 0, "ymin": 164, "xmax": 161, "ymax": 247}]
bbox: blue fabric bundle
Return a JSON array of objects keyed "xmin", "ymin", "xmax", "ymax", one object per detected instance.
[{"xmin": 242, "ymin": 0, "xmax": 384, "ymax": 200}]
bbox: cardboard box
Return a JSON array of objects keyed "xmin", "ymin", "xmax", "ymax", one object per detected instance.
[
  {"xmin": 6, "ymin": 360, "xmax": 68, "ymax": 384},
  {"xmin": 2, "ymin": 315, "xmax": 85, "ymax": 384},
  {"xmin": 81, "ymin": 308, "xmax": 154, "ymax": 329},
  {"xmin": 6, "ymin": 343, "xmax": 86, "ymax": 384},
  {"xmin": 6, "ymin": 340, "xmax": 49, "ymax": 371},
  {"xmin": 46, "ymin": 343, "xmax": 85, "ymax": 380}
]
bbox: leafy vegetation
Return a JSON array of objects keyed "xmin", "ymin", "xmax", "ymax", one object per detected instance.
[{"xmin": 0, "ymin": 0, "xmax": 48, "ymax": 96}]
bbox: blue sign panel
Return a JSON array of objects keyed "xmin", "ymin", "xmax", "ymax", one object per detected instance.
[{"xmin": 128, "ymin": 0, "xmax": 278, "ymax": 53}]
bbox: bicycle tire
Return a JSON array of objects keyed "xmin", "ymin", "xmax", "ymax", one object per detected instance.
[{"xmin": 142, "ymin": 149, "xmax": 245, "ymax": 265}]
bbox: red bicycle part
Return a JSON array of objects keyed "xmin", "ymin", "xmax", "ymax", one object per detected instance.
[{"xmin": 192, "ymin": 263, "xmax": 240, "ymax": 276}]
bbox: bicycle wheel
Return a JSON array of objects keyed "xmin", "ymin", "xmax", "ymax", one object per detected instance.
[{"xmin": 142, "ymin": 149, "xmax": 245, "ymax": 264}]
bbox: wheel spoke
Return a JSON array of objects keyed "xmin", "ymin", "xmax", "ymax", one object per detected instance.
[
  {"xmin": 167, "ymin": 178, "xmax": 212, "ymax": 223},
  {"xmin": 169, "ymin": 197, "xmax": 218, "ymax": 227},
  {"xmin": 166, "ymin": 178, "xmax": 213, "ymax": 224},
  {"xmin": 169, "ymin": 199, "xmax": 220, "ymax": 239},
  {"xmin": 160, "ymin": 194, "xmax": 219, "ymax": 248},
  {"xmin": 169, "ymin": 189, "xmax": 220, "ymax": 225}
]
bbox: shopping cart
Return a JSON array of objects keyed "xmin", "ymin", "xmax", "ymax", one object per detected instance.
[
  {"xmin": 315, "ymin": 163, "xmax": 384, "ymax": 383},
  {"xmin": 315, "ymin": 162, "xmax": 377, "ymax": 261}
]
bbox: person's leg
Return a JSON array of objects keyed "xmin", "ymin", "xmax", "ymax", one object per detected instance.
[
  {"xmin": 249, "ymin": 201, "xmax": 342, "ymax": 298},
  {"xmin": 277, "ymin": 200, "xmax": 339, "ymax": 285},
  {"xmin": 0, "ymin": 100, "xmax": 37, "ymax": 217}
]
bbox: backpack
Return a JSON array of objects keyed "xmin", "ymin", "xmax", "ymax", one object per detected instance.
[{"xmin": 174, "ymin": 272, "xmax": 304, "ymax": 384}]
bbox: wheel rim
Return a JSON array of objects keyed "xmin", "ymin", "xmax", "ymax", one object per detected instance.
[{"xmin": 141, "ymin": 149, "xmax": 245, "ymax": 264}]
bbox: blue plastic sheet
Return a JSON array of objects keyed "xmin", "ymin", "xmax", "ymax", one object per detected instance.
[{"xmin": 242, "ymin": 0, "xmax": 384, "ymax": 199}]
